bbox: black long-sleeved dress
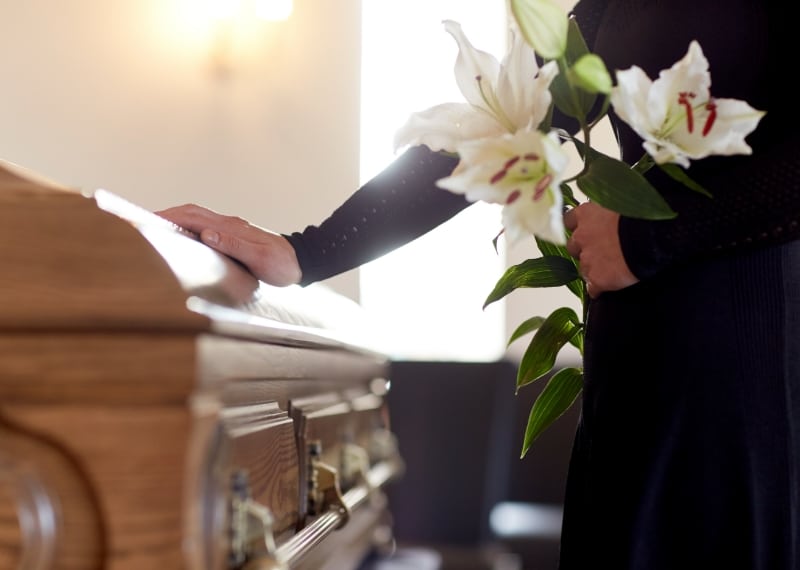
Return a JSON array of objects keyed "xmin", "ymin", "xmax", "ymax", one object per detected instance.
[{"xmin": 285, "ymin": 1, "xmax": 800, "ymax": 568}]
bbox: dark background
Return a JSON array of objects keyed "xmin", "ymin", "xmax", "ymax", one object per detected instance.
[{"xmin": 383, "ymin": 359, "xmax": 582, "ymax": 570}]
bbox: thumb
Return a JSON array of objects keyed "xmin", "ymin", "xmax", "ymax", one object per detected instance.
[
  {"xmin": 200, "ymin": 228, "xmax": 222, "ymax": 248},
  {"xmin": 585, "ymin": 280, "xmax": 600, "ymax": 299},
  {"xmin": 199, "ymin": 228, "xmax": 253, "ymax": 267}
]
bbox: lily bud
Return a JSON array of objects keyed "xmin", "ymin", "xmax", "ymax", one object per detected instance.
[
  {"xmin": 510, "ymin": 0, "xmax": 569, "ymax": 60},
  {"xmin": 571, "ymin": 54, "xmax": 612, "ymax": 95}
]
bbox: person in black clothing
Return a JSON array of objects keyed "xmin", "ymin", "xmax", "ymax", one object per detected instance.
[{"xmin": 158, "ymin": 1, "xmax": 799, "ymax": 568}]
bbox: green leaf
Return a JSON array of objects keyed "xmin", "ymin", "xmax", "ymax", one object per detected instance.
[
  {"xmin": 568, "ymin": 326, "xmax": 584, "ymax": 353},
  {"xmin": 659, "ymin": 163, "xmax": 713, "ymax": 197},
  {"xmin": 516, "ymin": 307, "xmax": 581, "ymax": 390},
  {"xmin": 535, "ymin": 237, "xmax": 585, "ymax": 302},
  {"xmin": 549, "ymin": 18, "xmax": 597, "ymax": 120},
  {"xmin": 491, "ymin": 228, "xmax": 504, "ymax": 253},
  {"xmin": 508, "ymin": 316, "xmax": 546, "ymax": 346},
  {"xmin": 520, "ymin": 367, "xmax": 583, "ymax": 457},
  {"xmin": 576, "ymin": 147, "xmax": 677, "ymax": 220},
  {"xmin": 483, "ymin": 256, "xmax": 580, "ymax": 308},
  {"xmin": 535, "ymin": 236, "xmax": 568, "ymax": 259},
  {"xmin": 560, "ymin": 182, "xmax": 578, "ymax": 208},
  {"xmin": 564, "ymin": 16, "xmax": 590, "ymax": 61}
]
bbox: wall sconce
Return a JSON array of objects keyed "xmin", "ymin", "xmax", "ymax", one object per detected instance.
[
  {"xmin": 208, "ymin": 0, "xmax": 293, "ymax": 22},
  {"xmin": 207, "ymin": 0, "xmax": 293, "ymax": 74},
  {"xmin": 254, "ymin": 0, "xmax": 293, "ymax": 21}
]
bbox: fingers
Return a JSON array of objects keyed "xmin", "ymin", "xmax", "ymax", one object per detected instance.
[
  {"xmin": 199, "ymin": 228, "xmax": 222, "ymax": 247},
  {"xmin": 156, "ymin": 204, "xmax": 257, "ymax": 243},
  {"xmin": 585, "ymin": 281, "xmax": 597, "ymax": 299},
  {"xmin": 199, "ymin": 227, "xmax": 302, "ymax": 287},
  {"xmin": 197, "ymin": 227, "xmax": 263, "ymax": 281},
  {"xmin": 155, "ymin": 204, "xmax": 302, "ymax": 287},
  {"xmin": 197, "ymin": 226, "xmax": 263, "ymax": 278},
  {"xmin": 156, "ymin": 204, "xmax": 248, "ymax": 261},
  {"xmin": 562, "ymin": 203, "xmax": 610, "ymax": 298},
  {"xmin": 565, "ymin": 234, "xmax": 581, "ymax": 258},
  {"xmin": 155, "ymin": 203, "xmax": 218, "ymax": 235},
  {"xmin": 563, "ymin": 206, "xmax": 578, "ymax": 232},
  {"xmin": 563, "ymin": 206, "xmax": 581, "ymax": 257},
  {"xmin": 565, "ymin": 221, "xmax": 581, "ymax": 261}
]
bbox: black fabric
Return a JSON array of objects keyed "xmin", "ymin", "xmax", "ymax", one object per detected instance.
[
  {"xmin": 586, "ymin": 0, "xmax": 800, "ymax": 281},
  {"xmin": 285, "ymin": 1, "xmax": 800, "ymax": 568},
  {"xmin": 560, "ymin": 1, "xmax": 800, "ymax": 569},
  {"xmin": 283, "ymin": 146, "xmax": 466, "ymax": 285}
]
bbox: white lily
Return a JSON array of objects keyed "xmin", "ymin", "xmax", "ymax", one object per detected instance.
[
  {"xmin": 437, "ymin": 128, "xmax": 569, "ymax": 245},
  {"xmin": 610, "ymin": 40, "xmax": 766, "ymax": 168},
  {"xmin": 394, "ymin": 20, "xmax": 559, "ymax": 153}
]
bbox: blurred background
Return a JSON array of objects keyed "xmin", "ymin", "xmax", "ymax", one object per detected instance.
[
  {"xmin": 0, "ymin": 1, "xmax": 593, "ymax": 568},
  {"xmin": 0, "ymin": 0, "xmax": 590, "ymax": 363}
]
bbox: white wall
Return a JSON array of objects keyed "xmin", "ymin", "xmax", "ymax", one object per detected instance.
[
  {"xmin": 0, "ymin": 0, "xmax": 363, "ymax": 296},
  {"xmin": 358, "ymin": 1, "xmax": 510, "ymax": 361}
]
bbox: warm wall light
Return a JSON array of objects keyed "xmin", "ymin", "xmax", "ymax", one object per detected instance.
[
  {"xmin": 206, "ymin": 0, "xmax": 241, "ymax": 20},
  {"xmin": 204, "ymin": 0, "xmax": 292, "ymax": 22},
  {"xmin": 186, "ymin": 0, "xmax": 292, "ymax": 75},
  {"xmin": 254, "ymin": 0, "xmax": 293, "ymax": 21}
]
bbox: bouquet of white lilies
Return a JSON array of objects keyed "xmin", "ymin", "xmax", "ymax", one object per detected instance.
[{"xmin": 394, "ymin": 0, "xmax": 765, "ymax": 456}]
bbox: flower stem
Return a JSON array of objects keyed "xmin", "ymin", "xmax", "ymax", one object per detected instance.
[{"xmin": 632, "ymin": 153, "xmax": 655, "ymax": 174}]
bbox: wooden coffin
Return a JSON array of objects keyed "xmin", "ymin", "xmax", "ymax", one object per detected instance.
[{"xmin": 0, "ymin": 160, "xmax": 402, "ymax": 570}]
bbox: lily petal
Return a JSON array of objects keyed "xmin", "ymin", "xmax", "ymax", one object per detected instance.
[
  {"xmin": 497, "ymin": 29, "xmax": 559, "ymax": 130},
  {"xmin": 611, "ymin": 40, "xmax": 765, "ymax": 167},
  {"xmin": 444, "ymin": 20, "xmax": 503, "ymax": 116},
  {"xmin": 395, "ymin": 20, "xmax": 560, "ymax": 154},
  {"xmin": 610, "ymin": 66, "xmax": 660, "ymax": 138},
  {"xmin": 437, "ymin": 129, "xmax": 568, "ymax": 245},
  {"xmin": 393, "ymin": 102, "xmax": 502, "ymax": 153}
]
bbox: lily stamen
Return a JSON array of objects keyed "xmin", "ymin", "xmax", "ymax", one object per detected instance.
[
  {"xmin": 475, "ymin": 74, "xmax": 516, "ymax": 132},
  {"xmin": 678, "ymin": 91, "xmax": 696, "ymax": 133},
  {"xmin": 534, "ymin": 173, "xmax": 553, "ymax": 201},
  {"xmin": 702, "ymin": 100, "xmax": 718, "ymax": 136},
  {"xmin": 490, "ymin": 168, "xmax": 508, "ymax": 184}
]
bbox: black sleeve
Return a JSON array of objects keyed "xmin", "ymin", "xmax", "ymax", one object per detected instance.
[
  {"xmin": 617, "ymin": 3, "xmax": 799, "ymax": 280},
  {"xmin": 562, "ymin": 0, "xmax": 800, "ymax": 281},
  {"xmin": 284, "ymin": 2, "xmax": 605, "ymax": 287},
  {"xmin": 284, "ymin": 145, "xmax": 468, "ymax": 286},
  {"xmin": 619, "ymin": 131, "xmax": 800, "ymax": 280}
]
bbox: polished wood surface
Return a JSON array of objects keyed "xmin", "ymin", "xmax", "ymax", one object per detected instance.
[
  {"xmin": 0, "ymin": 160, "xmax": 398, "ymax": 569},
  {"xmin": 0, "ymin": 163, "xmax": 208, "ymax": 331}
]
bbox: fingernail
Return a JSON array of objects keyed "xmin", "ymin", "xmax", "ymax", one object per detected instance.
[{"xmin": 204, "ymin": 230, "xmax": 219, "ymax": 245}]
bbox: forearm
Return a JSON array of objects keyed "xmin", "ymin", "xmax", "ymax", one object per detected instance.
[
  {"xmin": 619, "ymin": 131, "xmax": 800, "ymax": 280},
  {"xmin": 285, "ymin": 145, "xmax": 468, "ymax": 285}
]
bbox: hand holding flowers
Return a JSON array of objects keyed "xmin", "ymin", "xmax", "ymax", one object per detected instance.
[
  {"xmin": 563, "ymin": 202, "xmax": 638, "ymax": 299},
  {"xmin": 394, "ymin": 0, "xmax": 765, "ymax": 456}
]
